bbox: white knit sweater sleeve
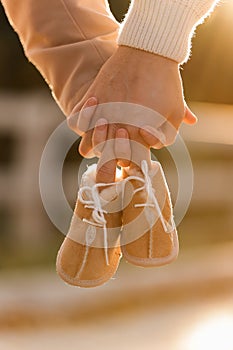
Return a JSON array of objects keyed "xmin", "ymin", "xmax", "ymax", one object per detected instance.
[{"xmin": 118, "ymin": 0, "xmax": 219, "ymax": 63}]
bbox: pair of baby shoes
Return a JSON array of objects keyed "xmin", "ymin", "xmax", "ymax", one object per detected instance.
[{"xmin": 56, "ymin": 160, "xmax": 179, "ymax": 288}]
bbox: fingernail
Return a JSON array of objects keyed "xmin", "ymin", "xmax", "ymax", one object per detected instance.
[
  {"xmin": 96, "ymin": 118, "xmax": 107, "ymax": 130},
  {"xmin": 116, "ymin": 129, "xmax": 128, "ymax": 138},
  {"xmin": 85, "ymin": 97, "xmax": 98, "ymax": 107}
]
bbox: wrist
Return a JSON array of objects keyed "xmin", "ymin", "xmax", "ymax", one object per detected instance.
[
  {"xmin": 114, "ymin": 45, "xmax": 179, "ymax": 78},
  {"xmin": 114, "ymin": 46, "xmax": 179, "ymax": 72}
]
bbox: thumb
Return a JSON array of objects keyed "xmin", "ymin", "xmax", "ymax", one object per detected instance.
[{"xmin": 183, "ymin": 105, "xmax": 198, "ymax": 125}]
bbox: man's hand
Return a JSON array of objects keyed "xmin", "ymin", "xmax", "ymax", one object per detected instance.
[{"xmin": 68, "ymin": 46, "xmax": 197, "ymax": 159}]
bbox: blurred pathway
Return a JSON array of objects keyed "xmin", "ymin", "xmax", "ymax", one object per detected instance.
[
  {"xmin": 0, "ymin": 243, "xmax": 233, "ymax": 350},
  {"xmin": 0, "ymin": 243, "xmax": 233, "ymax": 327}
]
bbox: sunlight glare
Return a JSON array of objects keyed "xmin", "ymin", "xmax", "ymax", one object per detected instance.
[{"xmin": 183, "ymin": 314, "xmax": 233, "ymax": 350}]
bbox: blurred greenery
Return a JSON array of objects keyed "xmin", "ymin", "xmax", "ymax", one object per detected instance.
[{"xmin": 0, "ymin": 1, "xmax": 232, "ymax": 103}]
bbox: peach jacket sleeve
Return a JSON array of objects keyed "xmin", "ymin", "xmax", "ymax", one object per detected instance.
[
  {"xmin": 1, "ymin": 0, "xmax": 119, "ymax": 115},
  {"xmin": 1, "ymin": 0, "xmax": 219, "ymax": 116}
]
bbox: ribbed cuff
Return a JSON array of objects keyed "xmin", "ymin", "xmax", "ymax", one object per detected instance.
[{"xmin": 118, "ymin": 0, "xmax": 218, "ymax": 63}]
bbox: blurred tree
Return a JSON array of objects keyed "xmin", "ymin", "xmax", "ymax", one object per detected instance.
[
  {"xmin": 182, "ymin": 2, "xmax": 233, "ymax": 104},
  {"xmin": 108, "ymin": 0, "xmax": 130, "ymax": 21},
  {"xmin": 0, "ymin": 1, "xmax": 232, "ymax": 103}
]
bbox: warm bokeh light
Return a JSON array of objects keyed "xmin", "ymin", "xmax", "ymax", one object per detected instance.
[
  {"xmin": 0, "ymin": 1, "xmax": 232, "ymax": 349},
  {"xmin": 184, "ymin": 314, "xmax": 233, "ymax": 350}
]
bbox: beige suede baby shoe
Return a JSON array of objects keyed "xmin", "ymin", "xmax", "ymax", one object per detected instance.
[
  {"xmin": 56, "ymin": 164, "xmax": 122, "ymax": 288},
  {"xmin": 121, "ymin": 160, "xmax": 179, "ymax": 267}
]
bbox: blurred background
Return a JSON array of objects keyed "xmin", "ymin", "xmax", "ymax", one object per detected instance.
[{"xmin": 0, "ymin": 1, "xmax": 232, "ymax": 349}]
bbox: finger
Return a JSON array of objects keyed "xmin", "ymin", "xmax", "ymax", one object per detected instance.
[
  {"xmin": 92, "ymin": 118, "xmax": 108, "ymax": 157},
  {"xmin": 115, "ymin": 128, "xmax": 131, "ymax": 167},
  {"xmin": 96, "ymin": 159, "xmax": 117, "ymax": 184},
  {"xmin": 158, "ymin": 118, "xmax": 180, "ymax": 146},
  {"xmin": 96, "ymin": 139, "xmax": 117, "ymax": 184},
  {"xmin": 96, "ymin": 127, "xmax": 117, "ymax": 184},
  {"xmin": 80, "ymin": 122, "xmax": 118, "ymax": 160},
  {"xmin": 183, "ymin": 106, "xmax": 198, "ymax": 125},
  {"xmin": 77, "ymin": 97, "xmax": 98, "ymax": 133},
  {"xmin": 139, "ymin": 125, "xmax": 166, "ymax": 147},
  {"xmin": 78, "ymin": 130, "xmax": 95, "ymax": 158},
  {"xmin": 67, "ymin": 113, "xmax": 80, "ymax": 134},
  {"xmin": 67, "ymin": 97, "xmax": 97, "ymax": 135}
]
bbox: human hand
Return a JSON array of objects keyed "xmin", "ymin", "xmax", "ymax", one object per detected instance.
[
  {"xmin": 95, "ymin": 127, "xmax": 149, "ymax": 184},
  {"xmin": 68, "ymin": 46, "xmax": 197, "ymax": 159}
]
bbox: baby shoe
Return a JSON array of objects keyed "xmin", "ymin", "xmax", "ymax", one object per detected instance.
[
  {"xmin": 121, "ymin": 160, "xmax": 179, "ymax": 267},
  {"xmin": 56, "ymin": 164, "xmax": 122, "ymax": 288}
]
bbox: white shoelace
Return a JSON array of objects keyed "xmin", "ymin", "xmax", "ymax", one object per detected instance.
[
  {"xmin": 78, "ymin": 182, "xmax": 118, "ymax": 266},
  {"xmin": 124, "ymin": 160, "xmax": 176, "ymax": 259},
  {"xmin": 77, "ymin": 160, "xmax": 175, "ymax": 267},
  {"xmin": 124, "ymin": 160, "xmax": 176, "ymax": 234}
]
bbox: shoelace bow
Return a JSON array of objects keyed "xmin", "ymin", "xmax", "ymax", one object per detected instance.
[
  {"xmin": 78, "ymin": 161, "xmax": 175, "ymax": 266},
  {"xmin": 125, "ymin": 160, "xmax": 176, "ymax": 234},
  {"xmin": 78, "ymin": 182, "xmax": 118, "ymax": 266}
]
